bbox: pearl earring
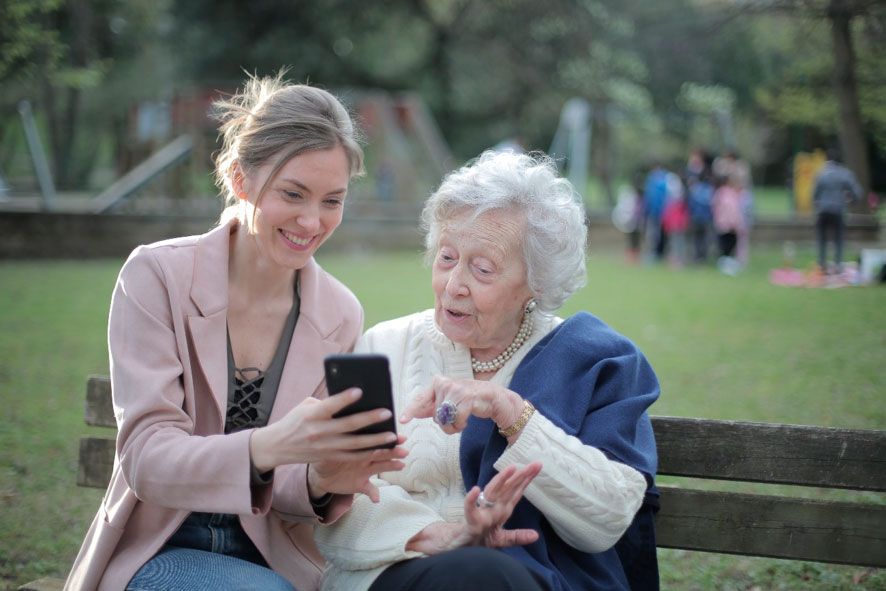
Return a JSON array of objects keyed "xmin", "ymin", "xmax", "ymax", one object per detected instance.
[{"xmin": 525, "ymin": 299, "xmax": 537, "ymax": 315}]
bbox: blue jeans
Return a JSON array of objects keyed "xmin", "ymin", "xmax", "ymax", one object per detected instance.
[{"xmin": 127, "ymin": 512, "xmax": 295, "ymax": 591}]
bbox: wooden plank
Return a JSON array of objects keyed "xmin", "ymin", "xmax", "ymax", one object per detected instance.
[
  {"xmin": 84, "ymin": 375, "xmax": 114, "ymax": 428},
  {"xmin": 652, "ymin": 416, "xmax": 886, "ymax": 491},
  {"xmin": 656, "ymin": 486, "xmax": 886, "ymax": 567},
  {"xmin": 17, "ymin": 577, "xmax": 65, "ymax": 591},
  {"xmin": 76, "ymin": 436, "xmax": 114, "ymax": 488}
]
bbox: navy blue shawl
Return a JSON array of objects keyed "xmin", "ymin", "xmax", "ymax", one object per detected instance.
[{"xmin": 460, "ymin": 312, "xmax": 660, "ymax": 591}]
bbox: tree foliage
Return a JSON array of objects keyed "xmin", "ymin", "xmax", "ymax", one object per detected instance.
[
  {"xmin": 2, "ymin": 0, "xmax": 175, "ymax": 188},
  {"xmin": 4, "ymin": 0, "xmax": 884, "ymax": 194},
  {"xmin": 0, "ymin": 0, "xmax": 65, "ymax": 82},
  {"xmin": 741, "ymin": 0, "xmax": 885, "ymax": 193}
]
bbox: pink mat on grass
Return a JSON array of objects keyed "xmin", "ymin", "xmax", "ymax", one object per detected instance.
[{"xmin": 768, "ymin": 266, "xmax": 860, "ymax": 288}]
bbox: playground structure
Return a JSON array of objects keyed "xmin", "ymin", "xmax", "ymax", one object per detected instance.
[
  {"xmin": 0, "ymin": 90, "xmax": 461, "ymax": 257},
  {"xmin": 347, "ymin": 91, "xmax": 456, "ymax": 218},
  {"xmin": 6, "ymin": 91, "xmax": 454, "ymax": 219}
]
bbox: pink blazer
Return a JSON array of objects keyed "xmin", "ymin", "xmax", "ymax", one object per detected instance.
[{"xmin": 65, "ymin": 221, "xmax": 363, "ymax": 590}]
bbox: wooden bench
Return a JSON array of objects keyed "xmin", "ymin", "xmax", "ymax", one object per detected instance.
[
  {"xmin": 654, "ymin": 416, "xmax": 885, "ymax": 567},
  {"xmin": 19, "ymin": 376, "xmax": 886, "ymax": 590}
]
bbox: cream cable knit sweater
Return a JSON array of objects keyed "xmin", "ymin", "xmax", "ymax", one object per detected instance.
[{"xmin": 314, "ymin": 310, "xmax": 647, "ymax": 591}]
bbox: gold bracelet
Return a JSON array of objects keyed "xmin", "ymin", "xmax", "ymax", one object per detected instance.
[{"xmin": 498, "ymin": 399, "xmax": 535, "ymax": 438}]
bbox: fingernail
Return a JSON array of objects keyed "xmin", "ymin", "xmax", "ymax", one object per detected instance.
[
  {"xmin": 386, "ymin": 433, "xmax": 397, "ymax": 442},
  {"xmin": 379, "ymin": 409, "xmax": 392, "ymax": 420},
  {"xmin": 399, "ymin": 413, "xmax": 408, "ymax": 422},
  {"xmin": 351, "ymin": 388, "xmax": 362, "ymax": 398}
]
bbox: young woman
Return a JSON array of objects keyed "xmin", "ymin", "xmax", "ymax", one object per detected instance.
[{"xmin": 66, "ymin": 73, "xmax": 406, "ymax": 591}]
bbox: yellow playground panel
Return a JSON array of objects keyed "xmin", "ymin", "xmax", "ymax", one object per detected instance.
[{"xmin": 792, "ymin": 149, "xmax": 826, "ymax": 214}]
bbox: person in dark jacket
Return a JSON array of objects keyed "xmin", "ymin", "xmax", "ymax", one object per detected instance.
[{"xmin": 812, "ymin": 148, "xmax": 863, "ymax": 273}]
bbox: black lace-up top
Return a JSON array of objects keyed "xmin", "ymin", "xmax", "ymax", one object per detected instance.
[{"xmin": 225, "ymin": 279, "xmax": 301, "ymax": 434}]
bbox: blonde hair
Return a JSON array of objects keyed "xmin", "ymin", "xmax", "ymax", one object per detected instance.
[{"xmin": 213, "ymin": 70, "xmax": 364, "ymax": 223}]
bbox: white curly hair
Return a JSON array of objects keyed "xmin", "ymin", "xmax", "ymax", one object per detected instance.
[{"xmin": 421, "ymin": 150, "xmax": 588, "ymax": 313}]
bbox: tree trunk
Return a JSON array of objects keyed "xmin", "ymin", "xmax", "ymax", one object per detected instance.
[
  {"xmin": 591, "ymin": 102, "xmax": 615, "ymax": 208},
  {"xmin": 42, "ymin": 75, "xmax": 61, "ymax": 184},
  {"xmin": 56, "ymin": 0, "xmax": 90, "ymax": 189},
  {"xmin": 828, "ymin": 0, "xmax": 871, "ymax": 212},
  {"xmin": 432, "ymin": 28, "xmax": 453, "ymax": 134},
  {"xmin": 57, "ymin": 86, "xmax": 82, "ymax": 189}
]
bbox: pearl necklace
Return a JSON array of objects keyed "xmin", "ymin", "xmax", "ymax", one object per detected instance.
[{"xmin": 471, "ymin": 312, "xmax": 534, "ymax": 373}]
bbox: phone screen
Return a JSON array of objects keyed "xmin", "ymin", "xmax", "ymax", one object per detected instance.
[{"xmin": 325, "ymin": 353, "xmax": 396, "ymax": 449}]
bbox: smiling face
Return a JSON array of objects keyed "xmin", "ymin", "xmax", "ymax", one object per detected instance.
[
  {"xmin": 432, "ymin": 208, "xmax": 534, "ymax": 361},
  {"xmin": 238, "ymin": 145, "xmax": 350, "ymax": 271}
]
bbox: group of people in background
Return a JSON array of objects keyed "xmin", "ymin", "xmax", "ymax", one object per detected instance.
[
  {"xmin": 616, "ymin": 147, "xmax": 754, "ymax": 275},
  {"xmin": 616, "ymin": 145, "xmax": 869, "ymax": 278}
]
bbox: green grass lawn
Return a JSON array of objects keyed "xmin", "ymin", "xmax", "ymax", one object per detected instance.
[{"xmin": 1, "ymin": 244, "xmax": 884, "ymax": 590}]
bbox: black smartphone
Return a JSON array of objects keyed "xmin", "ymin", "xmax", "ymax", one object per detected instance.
[{"xmin": 325, "ymin": 353, "xmax": 396, "ymax": 449}]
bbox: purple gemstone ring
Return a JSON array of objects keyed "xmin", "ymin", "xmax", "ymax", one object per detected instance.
[{"xmin": 435, "ymin": 400, "xmax": 458, "ymax": 426}]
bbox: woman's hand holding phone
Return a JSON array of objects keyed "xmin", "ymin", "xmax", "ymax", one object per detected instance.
[
  {"xmin": 324, "ymin": 354, "xmax": 398, "ymax": 449},
  {"xmin": 248, "ymin": 386, "xmax": 407, "ymax": 502},
  {"xmin": 308, "ymin": 429, "xmax": 408, "ymax": 503}
]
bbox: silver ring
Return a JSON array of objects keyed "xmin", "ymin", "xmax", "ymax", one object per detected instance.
[
  {"xmin": 477, "ymin": 490, "xmax": 495, "ymax": 508},
  {"xmin": 434, "ymin": 400, "xmax": 458, "ymax": 426}
]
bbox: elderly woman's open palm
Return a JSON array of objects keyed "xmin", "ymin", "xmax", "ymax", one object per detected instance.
[
  {"xmin": 404, "ymin": 463, "xmax": 542, "ymax": 555},
  {"xmin": 463, "ymin": 463, "xmax": 543, "ymax": 547}
]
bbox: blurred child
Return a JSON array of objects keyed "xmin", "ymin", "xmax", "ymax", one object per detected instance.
[
  {"xmin": 712, "ymin": 174, "xmax": 746, "ymax": 275},
  {"xmin": 643, "ymin": 164, "xmax": 669, "ymax": 263},
  {"xmin": 687, "ymin": 172, "xmax": 714, "ymax": 263},
  {"xmin": 612, "ymin": 175, "xmax": 645, "ymax": 263},
  {"xmin": 662, "ymin": 172, "xmax": 689, "ymax": 267}
]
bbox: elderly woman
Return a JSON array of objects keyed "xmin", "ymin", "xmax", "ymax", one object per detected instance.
[{"xmin": 315, "ymin": 151, "xmax": 660, "ymax": 591}]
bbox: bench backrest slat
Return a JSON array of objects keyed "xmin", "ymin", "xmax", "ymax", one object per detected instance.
[
  {"xmin": 76, "ymin": 437, "xmax": 115, "ymax": 488},
  {"xmin": 656, "ymin": 486, "xmax": 886, "ymax": 567},
  {"xmin": 653, "ymin": 416, "xmax": 886, "ymax": 491},
  {"xmin": 84, "ymin": 375, "xmax": 115, "ymax": 428}
]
